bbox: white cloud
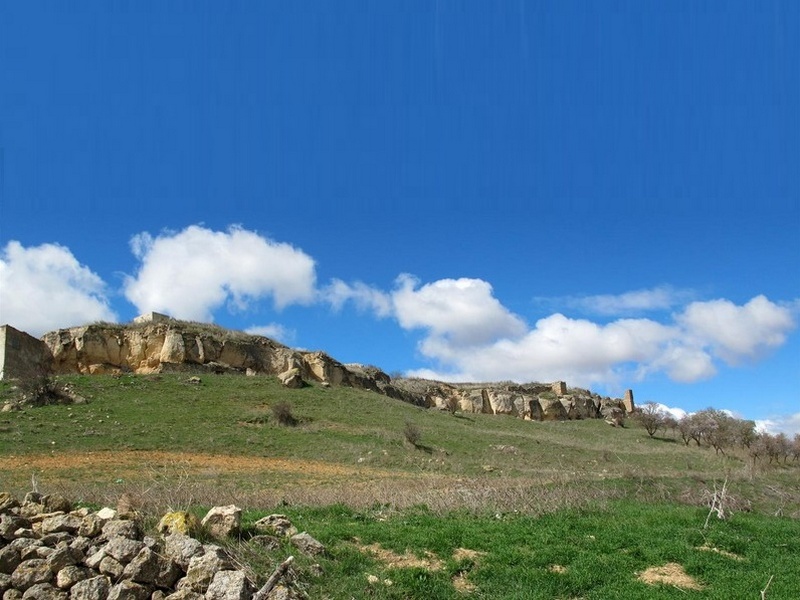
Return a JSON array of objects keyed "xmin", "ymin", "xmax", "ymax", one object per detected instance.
[
  {"xmin": 0, "ymin": 241, "xmax": 117, "ymax": 336},
  {"xmin": 124, "ymin": 225, "xmax": 316, "ymax": 321},
  {"xmin": 678, "ymin": 295, "xmax": 795, "ymax": 365},
  {"xmin": 563, "ymin": 285, "xmax": 695, "ymax": 315},
  {"xmin": 756, "ymin": 413, "xmax": 800, "ymax": 436},
  {"xmin": 245, "ymin": 323, "xmax": 295, "ymax": 345},
  {"xmin": 392, "ymin": 275, "xmax": 527, "ymax": 346},
  {"xmin": 331, "ymin": 275, "xmax": 794, "ymax": 389}
]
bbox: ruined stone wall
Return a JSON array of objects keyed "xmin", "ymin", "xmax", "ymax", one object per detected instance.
[{"xmin": 0, "ymin": 325, "xmax": 52, "ymax": 381}]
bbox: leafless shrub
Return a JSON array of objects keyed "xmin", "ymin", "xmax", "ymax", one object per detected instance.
[
  {"xmin": 403, "ymin": 421, "xmax": 422, "ymax": 447},
  {"xmin": 271, "ymin": 401, "xmax": 298, "ymax": 427}
]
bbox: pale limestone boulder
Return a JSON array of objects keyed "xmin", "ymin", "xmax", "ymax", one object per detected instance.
[
  {"xmin": 204, "ymin": 571, "xmax": 253, "ymax": 600},
  {"xmin": 97, "ymin": 557, "xmax": 123, "ymax": 580},
  {"xmin": 485, "ymin": 391, "xmax": 518, "ymax": 416},
  {"xmin": 159, "ymin": 331, "xmax": 186, "ymax": 364},
  {"xmin": 538, "ymin": 397, "xmax": 568, "ymax": 421},
  {"xmin": 201, "ymin": 506, "xmax": 241, "ymax": 539},
  {"xmin": 277, "ymin": 369, "xmax": 304, "ymax": 389},
  {"xmin": 54, "ymin": 566, "xmax": 90, "ymax": 590}
]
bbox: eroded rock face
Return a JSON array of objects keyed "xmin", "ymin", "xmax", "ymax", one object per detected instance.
[{"xmin": 28, "ymin": 320, "xmax": 633, "ymax": 425}]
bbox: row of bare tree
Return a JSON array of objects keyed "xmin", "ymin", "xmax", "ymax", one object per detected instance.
[{"xmin": 633, "ymin": 402, "xmax": 800, "ymax": 463}]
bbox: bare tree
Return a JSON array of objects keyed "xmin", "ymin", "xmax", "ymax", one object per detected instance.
[{"xmin": 633, "ymin": 402, "xmax": 667, "ymax": 437}]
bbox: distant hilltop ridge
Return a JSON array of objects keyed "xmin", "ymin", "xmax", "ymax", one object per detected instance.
[{"xmin": 0, "ymin": 313, "xmax": 635, "ymax": 424}]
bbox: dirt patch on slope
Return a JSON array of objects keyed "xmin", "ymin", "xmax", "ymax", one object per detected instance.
[{"xmin": 638, "ymin": 563, "xmax": 704, "ymax": 590}]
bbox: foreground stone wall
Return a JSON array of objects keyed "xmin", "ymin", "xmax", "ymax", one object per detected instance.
[{"xmin": 0, "ymin": 492, "xmax": 311, "ymax": 600}]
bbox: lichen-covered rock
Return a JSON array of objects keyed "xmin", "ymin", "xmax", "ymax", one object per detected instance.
[
  {"xmin": 45, "ymin": 547, "xmax": 82, "ymax": 573},
  {"xmin": 253, "ymin": 515, "xmax": 297, "ymax": 538},
  {"xmin": 11, "ymin": 560, "xmax": 53, "ymax": 592},
  {"xmin": 0, "ymin": 546, "xmax": 22, "ymax": 574},
  {"xmin": 157, "ymin": 513, "xmax": 200, "ymax": 537},
  {"xmin": 68, "ymin": 576, "xmax": 110, "ymax": 600},
  {"xmin": 19, "ymin": 582, "xmax": 67, "ymax": 599},
  {"xmin": 201, "ymin": 506, "xmax": 241, "ymax": 539}
]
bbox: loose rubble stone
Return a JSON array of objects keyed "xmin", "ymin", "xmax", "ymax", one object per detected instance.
[
  {"xmin": 67, "ymin": 575, "xmax": 110, "ymax": 600},
  {"xmin": 54, "ymin": 566, "xmax": 90, "ymax": 590},
  {"xmin": 290, "ymin": 532, "xmax": 326, "ymax": 556},
  {"xmin": 101, "ymin": 521, "xmax": 140, "ymax": 542},
  {"xmin": 104, "ymin": 537, "xmax": 144, "ymax": 564},
  {"xmin": 253, "ymin": 515, "xmax": 297, "ymax": 538},
  {"xmin": 11, "ymin": 559, "xmax": 53, "ymax": 591},
  {"xmin": 163, "ymin": 535, "xmax": 203, "ymax": 571},
  {"xmin": 107, "ymin": 580, "xmax": 151, "ymax": 600},
  {"xmin": 182, "ymin": 547, "xmax": 233, "ymax": 593},
  {"xmin": 0, "ymin": 546, "xmax": 22, "ymax": 573},
  {"xmin": 204, "ymin": 570, "xmax": 253, "ymax": 600},
  {"xmin": 20, "ymin": 582, "xmax": 66, "ymax": 599},
  {"xmin": 121, "ymin": 548, "xmax": 161, "ymax": 584}
]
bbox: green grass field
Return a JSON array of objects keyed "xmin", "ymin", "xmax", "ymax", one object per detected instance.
[{"xmin": 1, "ymin": 373, "xmax": 798, "ymax": 597}]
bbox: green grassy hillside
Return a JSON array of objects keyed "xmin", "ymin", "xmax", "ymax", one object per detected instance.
[{"xmin": 2, "ymin": 373, "xmax": 799, "ymax": 597}]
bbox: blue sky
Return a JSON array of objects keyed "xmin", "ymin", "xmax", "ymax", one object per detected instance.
[{"xmin": 1, "ymin": 2, "xmax": 798, "ymax": 432}]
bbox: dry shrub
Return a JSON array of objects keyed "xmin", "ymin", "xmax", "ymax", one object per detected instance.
[
  {"xmin": 403, "ymin": 421, "xmax": 422, "ymax": 446},
  {"xmin": 271, "ymin": 401, "xmax": 298, "ymax": 427}
]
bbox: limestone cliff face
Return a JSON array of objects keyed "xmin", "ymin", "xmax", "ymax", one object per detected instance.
[{"xmin": 30, "ymin": 320, "xmax": 630, "ymax": 423}]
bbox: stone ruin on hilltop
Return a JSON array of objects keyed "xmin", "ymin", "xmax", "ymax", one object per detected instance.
[{"xmin": 0, "ymin": 316, "xmax": 634, "ymax": 424}]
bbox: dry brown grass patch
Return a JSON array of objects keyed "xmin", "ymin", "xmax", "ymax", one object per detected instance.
[
  {"xmin": 357, "ymin": 541, "xmax": 444, "ymax": 571},
  {"xmin": 637, "ymin": 563, "xmax": 704, "ymax": 590}
]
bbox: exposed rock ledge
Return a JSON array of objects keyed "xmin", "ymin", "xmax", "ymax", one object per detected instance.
[{"xmin": 2, "ymin": 319, "xmax": 634, "ymax": 423}]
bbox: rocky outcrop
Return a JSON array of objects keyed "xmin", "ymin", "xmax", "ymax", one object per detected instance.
[
  {"xmin": 5, "ymin": 318, "xmax": 632, "ymax": 424},
  {"xmin": 0, "ymin": 493, "xmax": 309, "ymax": 600}
]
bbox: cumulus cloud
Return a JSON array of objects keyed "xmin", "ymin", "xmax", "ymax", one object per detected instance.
[
  {"xmin": 756, "ymin": 413, "xmax": 800, "ymax": 436},
  {"xmin": 245, "ymin": 323, "xmax": 295, "ymax": 345},
  {"xmin": 392, "ymin": 275, "xmax": 527, "ymax": 346},
  {"xmin": 678, "ymin": 295, "xmax": 795, "ymax": 364},
  {"xmin": 330, "ymin": 274, "xmax": 796, "ymax": 389},
  {"xmin": 124, "ymin": 225, "xmax": 316, "ymax": 321},
  {"xmin": 0, "ymin": 241, "xmax": 117, "ymax": 336}
]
